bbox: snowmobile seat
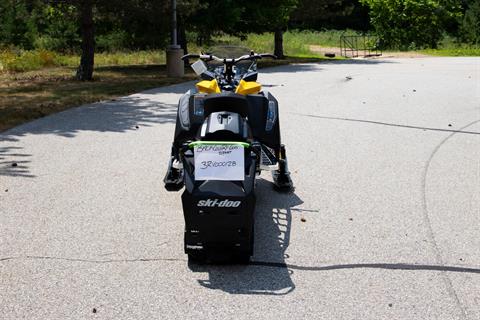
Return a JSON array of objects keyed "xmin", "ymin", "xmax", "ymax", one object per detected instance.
[{"xmin": 203, "ymin": 93, "xmax": 249, "ymax": 118}]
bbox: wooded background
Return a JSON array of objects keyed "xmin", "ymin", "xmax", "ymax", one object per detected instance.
[{"xmin": 0, "ymin": 0, "xmax": 479, "ymax": 79}]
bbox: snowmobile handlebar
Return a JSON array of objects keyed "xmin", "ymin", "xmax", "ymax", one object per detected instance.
[{"xmin": 181, "ymin": 53, "xmax": 277, "ymax": 64}]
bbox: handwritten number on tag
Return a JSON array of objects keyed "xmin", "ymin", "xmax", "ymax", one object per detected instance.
[{"xmin": 200, "ymin": 161, "xmax": 237, "ymax": 169}]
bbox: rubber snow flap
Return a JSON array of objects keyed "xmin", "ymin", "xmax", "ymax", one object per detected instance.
[{"xmin": 181, "ymin": 147, "xmax": 256, "ymax": 263}]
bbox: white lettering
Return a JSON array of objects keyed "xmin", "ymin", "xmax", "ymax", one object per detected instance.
[{"xmin": 197, "ymin": 199, "xmax": 241, "ymax": 208}]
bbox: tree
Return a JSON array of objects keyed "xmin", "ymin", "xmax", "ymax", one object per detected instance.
[
  {"xmin": 34, "ymin": 3, "xmax": 80, "ymax": 52},
  {"xmin": 185, "ymin": 0, "xmax": 242, "ymax": 46},
  {"xmin": 241, "ymin": 0, "xmax": 298, "ymax": 58},
  {"xmin": 459, "ymin": 0, "xmax": 480, "ymax": 44},
  {"xmin": 75, "ymin": 0, "xmax": 94, "ymax": 80},
  {"xmin": 291, "ymin": 0, "xmax": 369, "ymax": 31},
  {"xmin": 0, "ymin": 0, "xmax": 38, "ymax": 49},
  {"xmin": 45, "ymin": 0, "xmax": 95, "ymax": 80},
  {"xmin": 361, "ymin": 0, "xmax": 462, "ymax": 49}
]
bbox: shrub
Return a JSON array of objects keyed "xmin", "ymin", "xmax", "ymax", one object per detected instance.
[
  {"xmin": 33, "ymin": 4, "xmax": 80, "ymax": 52},
  {"xmin": 459, "ymin": 0, "xmax": 480, "ymax": 45},
  {"xmin": 361, "ymin": 0, "xmax": 462, "ymax": 49},
  {"xmin": 0, "ymin": 48, "xmax": 59, "ymax": 72},
  {"xmin": 0, "ymin": 0, "xmax": 37, "ymax": 49},
  {"xmin": 96, "ymin": 30, "xmax": 128, "ymax": 52}
]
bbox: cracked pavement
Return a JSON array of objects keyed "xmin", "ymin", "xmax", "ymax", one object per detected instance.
[{"xmin": 1, "ymin": 57, "xmax": 479, "ymax": 319}]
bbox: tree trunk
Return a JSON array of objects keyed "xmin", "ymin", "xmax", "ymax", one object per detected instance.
[
  {"xmin": 178, "ymin": 18, "xmax": 189, "ymax": 67},
  {"xmin": 274, "ymin": 28, "xmax": 284, "ymax": 59},
  {"xmin": 76, "ymin": 0, "xmax": 94, "ymax": 81}
]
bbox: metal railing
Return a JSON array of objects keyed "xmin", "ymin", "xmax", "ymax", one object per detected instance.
[{"xmin": 340, "ymin": 33, "xmax": 382, "ymax": 58}]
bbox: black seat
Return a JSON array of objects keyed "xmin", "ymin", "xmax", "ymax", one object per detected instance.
[{"xmin": 203, "ymin": 93, "xmax": 249, "ymax": 118}]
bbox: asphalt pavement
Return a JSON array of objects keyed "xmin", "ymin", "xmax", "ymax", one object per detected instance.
[{"xmin": 1, "ymin": 57, "xmax": 479, "ymax": 319}]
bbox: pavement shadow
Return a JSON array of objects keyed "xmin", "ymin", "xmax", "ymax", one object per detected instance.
[
  {"xmin": 1, "ymin": 94, "xmax": 179, "ymax": 139},
  {"xmin": 261, "ymin": 58, "xmax": 396, "ymax": 74},
  {"xmin": 0, "ymin": 145, "xmax": 34, "ymax": 178},
  {"xmin": 189, "ymin": 179, "xmax": 304, "ymax": 295}
]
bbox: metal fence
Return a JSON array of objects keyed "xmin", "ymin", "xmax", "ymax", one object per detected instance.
[{"xmin": 340, "ymin": 34, "xmax": 382, "ymax": 58}]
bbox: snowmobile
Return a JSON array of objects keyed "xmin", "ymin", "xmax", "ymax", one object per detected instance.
[{"xmin": 164, "ymin": 47, "xmax": 293, "ymax": 263}]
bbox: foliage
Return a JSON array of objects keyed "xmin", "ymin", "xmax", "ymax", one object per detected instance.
[
  {"xmin": 361, "ymin": 0, "xmax": 462, "ymax": 49},
  {"xmin": 0, "ymin": 48, "xmax": 58, "ymax": 72},
  {"xmin": 96, "ymin": 30, "xmax": 128, "ymax": 52},
  {"xmin": 459, "ymin": 0, "xmax": 480, "ymax": 44},
  {"xmin": 33, "ymin": 4, "xmax": 80, "ymax": 52},
  {"xmin": 286, "ymin": 0, "xmax": 372, "ymax": 31},
  {"xmin": 185, "ymin": 0, "xmax": 242, "ymax": 44},
  {"xmin": 0, "ymin": 0, "xmax": 38, "ymax": 49},
  {"xmin": 241, "ymin": 0, "xmax": 299, "ymax": 31}
]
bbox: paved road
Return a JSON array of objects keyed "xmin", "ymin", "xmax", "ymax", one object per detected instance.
[{"xmin": 1, "ymin": 58, "xmax": 479, "ymax": 319}]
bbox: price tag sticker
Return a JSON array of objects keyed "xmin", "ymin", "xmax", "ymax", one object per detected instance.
[{"xmin": 194, "ymin": 144, "xmax": 245, "ymax": 181}]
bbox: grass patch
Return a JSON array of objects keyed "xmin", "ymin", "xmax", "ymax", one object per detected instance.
[
  {"xmin": 0, "ymin": 49, "xmax": 170, "ymax": 72},
  {"xmin": 57, "ymin": 50, "xmax": 168, "ymax": 68},
  {"xmin": 211, "ymin": 30, "xmax": 360, "ymax": 55},
  {"xmin": 0, "ymin": 30, "xmax": 353, "ymax": 73},
  {"xmin": 420, "ymin": 47, "xmax": 480, "ymax": 56}
]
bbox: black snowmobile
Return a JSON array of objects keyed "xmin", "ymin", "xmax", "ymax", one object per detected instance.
[{"xmin": 164, "ymin": 47, "xmax": 293, "ymax": 263}]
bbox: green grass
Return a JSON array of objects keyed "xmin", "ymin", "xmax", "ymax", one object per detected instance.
[
  {"xmin": 210, "ymin": 30, "xmax": 361, "ymax": 55},
  {"xmin": 58, "ymin": 50, "xmax": 168, "ymax": 67},
  {"xmin": 2, "ymin": 30, "xmax": 479, "ymax": 74},
  {"xmin": 420, "ymin": 47, "xmax": 480, "ymax": 56},
  {"xmin": 418, "ymin": 35, "xmax": 480, "ymax": 56},
  {"xmin": 0, "ymin": 49, "xmax": 169, "ymax": 72},
  {"xmin": 0, "ymin": 30, "xmax": 356, "ymax": 73}
]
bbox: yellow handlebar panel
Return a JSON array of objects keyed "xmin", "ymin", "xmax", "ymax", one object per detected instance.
[
  {"xmin": 235, "ymin": 79, "xmax": 261, "ymax": 95},
  {"xmin": 196, "ymin": 79, "xmax": 221, "ymax": 94}
]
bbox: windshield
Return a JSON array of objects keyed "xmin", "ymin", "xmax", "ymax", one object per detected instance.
[
  {"xmin": 203, "ymin": 45, "xmax": 257, "ymax": 79},
  {"xmin": 208, "ymin": 45, "xmax": 251, "ymax": 58}
]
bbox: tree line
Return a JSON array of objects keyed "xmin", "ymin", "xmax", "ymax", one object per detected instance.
[{"xmin": 1, "ymin": 0, "xmax": 479, "ymax": 80}]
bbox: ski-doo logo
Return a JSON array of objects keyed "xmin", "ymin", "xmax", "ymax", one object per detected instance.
[{"xmin": 197, "ymin": 199, "xmax": 241, "ymax": 208}]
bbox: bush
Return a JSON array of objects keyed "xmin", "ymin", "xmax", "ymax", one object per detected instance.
[
  {"xmin": 0, "ymin": 0, "xmax": 37, "ymax": 49},
  {"xmin": 0, "ymin": 48, "xmax": 59, "ymax": 72},
  {"xmin": 459, "ymin": 0, "xmax": 480, "ymax": 45},
  {"xmin": 33, "ymin": 4, "xmax": 80, "ymax": 52},
  {"xmin": 361, "ymin": 0, "xmax": 462, "ymax": 49},
  {"xmin": 96, "ymin": 30, "xmax": 128, "ymax": 52}
]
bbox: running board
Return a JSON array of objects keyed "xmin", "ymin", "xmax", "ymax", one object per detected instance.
[{"xmin": 260, "ymin": 145, "xmax": 279, "ymax": 171}]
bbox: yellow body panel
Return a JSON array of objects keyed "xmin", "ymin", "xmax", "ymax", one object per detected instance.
[
  {"xmin": 196, "ymin": 79, "xmax": 221, "ymax": 94},
  {"xmin": 235, "ymin": 80, "xmax": 262, "ymax": 95}
]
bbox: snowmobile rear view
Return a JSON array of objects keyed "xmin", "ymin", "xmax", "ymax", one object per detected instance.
[{"xmin": 164, "ymin": 46, "xmax": 293, "ymax": 263}]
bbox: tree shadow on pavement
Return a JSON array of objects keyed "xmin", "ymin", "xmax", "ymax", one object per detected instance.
[
  {"xmin": 260, "ymin": 58, "xmax": 396, "ymax": 74},
  {"xmin": 0, "ymin": 93, "xmax": 180, "ymax": 139},
  {"xmin": 188, "ymin": 179, "xmax": 304, "ymax": 295},
  {"xmin": 0, "ymin": 145, "xmax": 34, "ymax": 178}
]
